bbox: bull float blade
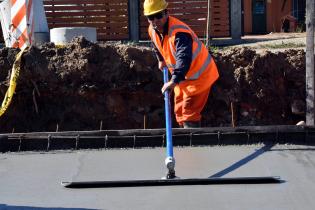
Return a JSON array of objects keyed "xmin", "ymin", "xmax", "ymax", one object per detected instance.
[{"xmin": 61, "ymin": 176, "xmax": 282, "ymax": 188}]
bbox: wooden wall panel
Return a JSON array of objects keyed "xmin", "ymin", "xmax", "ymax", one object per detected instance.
[
  {"xmin": 243, "ymin": 0, "xmax": 252, "ymax": 34},
  {"xmin": 140, "ymin": 0, "xmax": 230, "ymax": 40},
  {"xmin": 43, "ymin": 0, "xmax": 130, "ymax": 41},
  {"xmin": 0, "ymin": 0, "xmax": 231, "ymax": 43}
]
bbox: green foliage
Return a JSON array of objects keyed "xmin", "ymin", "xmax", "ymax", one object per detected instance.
[{"xmin": 208, "ymin": 44, "xmax": 221, "ymax": 53}]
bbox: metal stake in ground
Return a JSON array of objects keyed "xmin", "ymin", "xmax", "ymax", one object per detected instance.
[{"xmin": 162, "ymin": 67, "xmax": 176, "ymax": 179}]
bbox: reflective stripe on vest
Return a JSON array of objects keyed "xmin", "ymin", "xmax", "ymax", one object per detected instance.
[
  {"xmin": 189, "ymin": 53, "xmax": 212, "ymax": 80},
  {"xmin": 151, "ymin": 29, "xmax": 159, "ymax": 49},
  {"xmin": 168, "ymin": 24, "xmax": 210, "ymax": 80},
  {"xmin": 150, "ymin": 20, "xmax": 212, "ymax": 81},
  {"xmin": 169, "ymin": 24, "xmax": 202, "ymax": 60},
  {"xmin": 152, "ymin": 29, "xmax": 177, "ymax": 70}
]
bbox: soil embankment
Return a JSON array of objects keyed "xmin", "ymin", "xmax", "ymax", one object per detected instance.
[{"xmin": 0, "ymin": 37, "xmax": 308, "ymax": 132}]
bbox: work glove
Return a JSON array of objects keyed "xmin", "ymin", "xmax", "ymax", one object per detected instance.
[
  {"xmin": 161, "ymin": 81, "xmax": 176, "ymax": 94},
  {"xmin": 158, "ymin": 61, "xmax": 167, "ymax": 71}
]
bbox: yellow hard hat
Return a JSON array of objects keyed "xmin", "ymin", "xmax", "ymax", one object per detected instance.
[{"xmin": 143, "ymin": 0, "xmax": 168, "ymax": 16}]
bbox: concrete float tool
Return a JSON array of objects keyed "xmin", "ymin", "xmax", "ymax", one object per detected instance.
[{"xmin": 61, "ymin": 67, "xmax": 282, "ymax": 188}]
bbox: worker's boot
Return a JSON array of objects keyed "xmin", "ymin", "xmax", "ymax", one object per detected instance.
[{"xmin": 183, "ymin": 121, "xmax": 201, "ymax": 128}]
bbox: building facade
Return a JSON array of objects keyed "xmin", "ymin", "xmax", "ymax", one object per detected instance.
[{"xmin": 243, "ymin": 0, "xmax": 306, "ymax": 34}]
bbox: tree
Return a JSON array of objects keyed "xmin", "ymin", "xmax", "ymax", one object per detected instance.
[{"xmin": 306, "ymin": 0, "xmax": 315, "ymax": 125}]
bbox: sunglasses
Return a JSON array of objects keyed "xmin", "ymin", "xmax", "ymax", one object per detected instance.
[{"xmin": 146, "ymin": 11, "xmax": 164, "ymax": 21}]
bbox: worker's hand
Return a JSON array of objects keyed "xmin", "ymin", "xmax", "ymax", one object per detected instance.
[
  {"xmin": 158, "ymin": 61, "xmax": 166, "ymax": 71},
  {"xmin": 161, "ymin": 81, "xmax": 176, "ymax": 94}
]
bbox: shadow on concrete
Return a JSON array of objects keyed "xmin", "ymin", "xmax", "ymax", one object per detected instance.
[
  {"xmin": 209, "ymin": 143, "xmax": 274, "ymax": 178},
  {"xmin": 0, "ymin": 204, "xmax": 97, "ymax": 210}
]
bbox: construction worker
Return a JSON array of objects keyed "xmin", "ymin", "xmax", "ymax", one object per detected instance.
[{"xmin": 144, "ymin": 0, "xmax": 219, "ymax": 128}]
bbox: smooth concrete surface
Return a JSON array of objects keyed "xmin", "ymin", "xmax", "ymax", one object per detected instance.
[
  {"xmin": 50, "ymin": 27, "xmax": 97, "ymax": 45},
  {"xmin": 1, "ymin": 144, "xmax": 315, "ymax": 210}
]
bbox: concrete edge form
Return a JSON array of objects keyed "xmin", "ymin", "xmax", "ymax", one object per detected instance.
[{"xmin": 0, "ymin": 125, "xmax": 314, "ymax": 153}]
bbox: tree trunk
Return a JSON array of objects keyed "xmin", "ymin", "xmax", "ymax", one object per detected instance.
[{"xmin": 306, "ymin": 0, "xmax": 315, "ymax": 125}]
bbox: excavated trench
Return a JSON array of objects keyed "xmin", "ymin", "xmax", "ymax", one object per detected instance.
[{"xmin": 0, "ymin": 37, "xmax": 309, "ymax": 132}]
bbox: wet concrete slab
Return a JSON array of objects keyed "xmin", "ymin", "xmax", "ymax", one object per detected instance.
[{"xmin": 1, "ymin": 144, "xmax": 315, "ymax": 210}]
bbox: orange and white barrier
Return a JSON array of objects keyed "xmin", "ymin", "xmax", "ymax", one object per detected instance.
[
  {"xmin": 0, "ymin": 0, "xmax": 33, "ymax": 117},
  {"xmin": 10, "ymin": 0, "xmax": 34, "ymax": 49}
]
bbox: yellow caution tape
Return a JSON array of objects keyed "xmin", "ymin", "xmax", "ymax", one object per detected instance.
[{"xmin": 0, "ymin": 48, "xmax": 27, "ymax": 117}]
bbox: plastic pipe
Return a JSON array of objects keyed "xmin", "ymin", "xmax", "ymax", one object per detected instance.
[{"xmin": 163, "ymin": 67, "xmax": 174, "ymax": 158}]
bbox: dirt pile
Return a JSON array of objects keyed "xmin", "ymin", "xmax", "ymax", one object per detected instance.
[
  {"xmin": 212, "ymin": 47, "xmax": 306, "ymax": 126},
  {"xmin": 0, "ymin": 37, "xmax": 308, "ymax": 132}
]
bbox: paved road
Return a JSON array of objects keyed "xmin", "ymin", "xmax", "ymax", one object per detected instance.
[{"xmin": 1, "ymin": 144, "xmax": 315, "ymax": 210}]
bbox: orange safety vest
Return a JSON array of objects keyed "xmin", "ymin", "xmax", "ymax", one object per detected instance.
[{"xmin": 148, "ymin": 16, "xmax": 219, "ymax": 95}]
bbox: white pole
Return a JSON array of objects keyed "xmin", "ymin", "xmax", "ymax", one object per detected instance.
[
  {"xmin": 0, "ymin": 0, "xmax": 11, "ymax": 47},
  {"xmin": 306, "ymin": 0, "xmax": 315, "ymax": 126}
]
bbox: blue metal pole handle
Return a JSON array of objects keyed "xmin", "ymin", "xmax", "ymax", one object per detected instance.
[{"xmin": 163, "ymin": 67, "xmax": 173, "ymax": 158}]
